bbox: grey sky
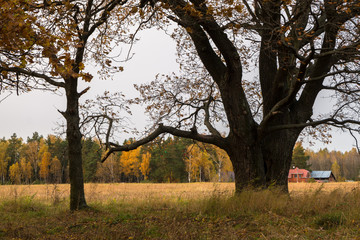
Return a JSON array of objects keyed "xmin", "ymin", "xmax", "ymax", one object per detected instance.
[
  {"xmin": 0, "ymin": 29, "xmax": 178, "ymax": 140},
  {"xmin": 0, "ymin": 29, "xmax": 357, "ymax": 152}
]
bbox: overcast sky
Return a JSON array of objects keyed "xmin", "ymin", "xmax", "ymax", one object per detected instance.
[
  {"xmin": 0, "ymin": 29, "xmax": 357, "ymax": 152},
  {"xmin": 0, "ymin": 29, "xmax": 178, "ymax": 140}
]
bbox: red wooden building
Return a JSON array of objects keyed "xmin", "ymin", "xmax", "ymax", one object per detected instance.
[{"xmin": 288, "ymin": 167, "xmax": 310, "ymax": 183}]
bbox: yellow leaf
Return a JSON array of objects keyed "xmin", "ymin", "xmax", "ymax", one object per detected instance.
[{"xmin": 79, "ymin": 62, "xmax": 85, "ymax": 71}]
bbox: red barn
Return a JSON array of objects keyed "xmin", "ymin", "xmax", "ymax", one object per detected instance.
[{"xmin": 288, "ymin": 167, "xmax": 310, "ymax": 183}]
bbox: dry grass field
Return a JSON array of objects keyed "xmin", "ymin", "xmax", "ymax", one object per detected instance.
[
  {"xmin": 1, "ymin": 182, "xmax": 359, "ymax": 203},
  {"xmin": 1, "ymin": 182, "xmax": 360, "ymax": 239},
  {"xmin": 289, "ymin": 181, "xmax": 360, "ymax": 194},
  {"xmin": 0, "ymin": 182, "xmax": 235, "ymax": 204}
]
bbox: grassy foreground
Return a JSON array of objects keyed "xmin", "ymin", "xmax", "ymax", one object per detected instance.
[{"xmin": 0, "ymin": 182, "xmax": 360, "ymax": 239}]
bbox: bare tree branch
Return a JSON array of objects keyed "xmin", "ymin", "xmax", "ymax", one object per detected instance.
[
  {"xmin": 102, "ymin": 123, "xmax": 225, "ymax": 162},
  {"xmin": 0, "ymin": 66, "xmax": 65, "ymax": 88},
  {"xmin": 267, "ymin": 118, "xmax": 360, "ymax": 133}
]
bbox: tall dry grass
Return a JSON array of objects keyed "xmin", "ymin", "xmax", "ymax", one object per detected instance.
[
  {"xmin": 0, "ymin": 182, "xmax": 235, "ymax": 204},
  {"xmin": 289, "ymin": 182, "xmax": 360, "ymax": 195},
  {"xmin": 1, "ymin": 182, "xmax": 360, "ymax": 239},
  {"xmin": 0, "ymin": 182, "xmax": 359, "ymax": 204}
]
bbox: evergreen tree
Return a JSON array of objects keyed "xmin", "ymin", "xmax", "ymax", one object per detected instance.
[
  {"xmin": 27, "ymin": 132, "xmax": 43, "ymax": 143},
  {"xmin": 82, "ymin": 138, "xmax": 101, "ymax": 182},
  {"xmin": 149, "ymin": 137, "xmax": 189, "ymax": 183},
  {"xmin": 6, "ymin": 133, "xmax": 22, "ymax": 167},
  {"xmin": 291, "ymin": 142, "xmax": 311, "ymax": 170},
  {"xmin": 46, "ymin": 136, "xmax": 68, "ymax": 183}
]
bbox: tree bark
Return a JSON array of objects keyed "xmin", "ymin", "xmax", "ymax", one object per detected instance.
[
  {"xmin": 226, "ymin": 137, "xmax": 265, "ymax": 192},
  {"xmin": 65, "ymin": 77, "xmax": 87, "ymax": 210},
  {"xmin": 262, "ymin": 129, "xmax": 301, "ymax": 191},
  {"xmin": 224, "ymin": 129, "xmax": 300, "ymax": 192}
]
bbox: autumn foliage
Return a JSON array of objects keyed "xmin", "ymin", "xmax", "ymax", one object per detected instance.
[{"xmin": 2, "ymin": 131, "xmax": 360, "ymax": 185}]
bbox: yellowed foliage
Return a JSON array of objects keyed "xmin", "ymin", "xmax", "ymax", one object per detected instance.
[
  {"xmin": 185, "ymin": 144, "xmax": 214, "ymax": 182},
  {"xmin": 50, "ymin": 156, "xmax": 62, "ymax": 183},
  {"xmin": 140, "ymin": 152, "xmax": 151, "ymax": 180},
  {"xmin": 20, "ymin": 157, "xmax": 32, "ymax": 183},
  {"xmin": 39, "ymin": 152, "xmax": 51, "ymax": 181},
  {"xmin": 9, "ymin": 162, "xmax": 21, "ymax": 184},
  {"xmin": 119, "ymin": 147, "xmax": 141, "ymax": 178},
  {"xmin": 0, "ymin": 141, "xmax": 9, "ymax": 179}
]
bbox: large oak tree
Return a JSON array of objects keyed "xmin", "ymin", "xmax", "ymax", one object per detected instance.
[{"xmin": 104, "ymin": 0, "xmax": 360, "ymax": 192}]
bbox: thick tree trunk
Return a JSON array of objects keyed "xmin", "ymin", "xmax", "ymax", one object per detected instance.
[
  {"xmin": 262, "ymin": 129, "xmax": 300, "ymax": 191},
  {"xmin": 226, "ymin": 128, "xmax": 300, "ymax": 193},
  {"xmin": 65, "ymin": 78, "xmax": 87, "ymax": 210},
  {"xmin": 226, "ymin": 138, "xmax": 266, "ymax": 192}
]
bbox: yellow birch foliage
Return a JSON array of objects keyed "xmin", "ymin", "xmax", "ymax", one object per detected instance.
[
  {"xmin": 214, "ymin": 147, "xmax": 233, "ymax": 170},
  {"xmin": 25, "ymin": 161, "xmax": 33, "ymax": 183},
  {"xmin": 96, "ymin": 153, "xmax": 120, "ymax": 182},
  {"xmin": 185, "ymin": 144, "xmax": 214, "ymax": 182},
  {"xmin": 331, "ymin": 160, "xmax": 342, "ymax": 181},
  {"xmin": 39, "ymin": 151, "xmax": 51, "ymax": 181},
  {"xmin": 140, "ymin": 152, "xmax": 151, "ymax": 180},
  {"xmin": 9, "ymin": 162, "xmax": 21, "ymax": 184},
  {"xmin": 20, "ymin": 157, "xmax": 32, "ymax": 183},
  {"xmin": 213, "ymin": 146, "xmax": 233, "ymax": 181},
  {"xmin": 0, "ymin": 141, "xmax": 9, "ymax": 181},
  {"xmin": 38, "ymin": 139, "xmax": 49, "ymax": 160},
  {"xmin": 120, "ymin": 147, "xmax": 141, "ymax": 178},
  {"xmin": 199, "ymin": 149, "xmax": 215, "ymax": 180},
  {"xmin": 50, "ymin": 156, "xmax": 62, "ymax": 183},
  {"xmin": 24, "ymin": 141, "xmax": 40, "ymax": 175},
  {"xmin": 185, "ymin": 144, "xmax": 201, "ymax": 181},
  {"xmin": 48, "ymin": 135, "xmax": 58, "ymax": 145}
]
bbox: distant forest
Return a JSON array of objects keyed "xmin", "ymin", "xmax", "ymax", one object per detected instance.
[
  {"xmin": 0, "ymin": 132, "xmax": 359, "ymax": 184},
  {"xmin": 306, "ymin": 148, "xmax": 360, "ymax": 181},
  {"xmin": 0, "ymin": 132, "xmax": 234, "ymax": 185}
]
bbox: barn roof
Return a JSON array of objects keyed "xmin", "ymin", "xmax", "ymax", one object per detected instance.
[{"xmin": 311, "ymin": 171, "xmax": 332, "ymax": 179}]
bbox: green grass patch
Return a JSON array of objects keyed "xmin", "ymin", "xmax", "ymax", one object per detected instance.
[
  {"xmin": 314, "ymin": 211, "xmax": 345, "ymax": 229},
  {"xmin": 0, "ymin": 196, "xmax": 46, "ymax": 213}
]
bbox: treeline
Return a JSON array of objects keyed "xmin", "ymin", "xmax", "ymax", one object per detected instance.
[
  {"xmin": 306, "ymin": 148, "xmax": 360, "ymax": 181},
  {"xmin": 2, "ymin": 132, "xmax": 359, "ymax": 184},
  {"xmin": 292, "ymin": 143, "xmax": 360, "ymax": 181},
  {"xmin": 0, "ymin": 132, "xmax": 234, "ymax": 185}
]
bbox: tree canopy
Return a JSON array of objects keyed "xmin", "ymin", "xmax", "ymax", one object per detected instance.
[{"xmin": 103, "ymin": 0, "xmax": 360, "ymax": 192}]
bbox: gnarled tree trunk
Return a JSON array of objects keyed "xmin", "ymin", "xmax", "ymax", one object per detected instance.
[
  {"xmin": 225, "ymin": 129, "xmax": 300, "ymax": 192},
  {"xmin": 226, "ymin": 139, "xmax": 265, "ymax": 192},
  {"xmin": 262, "ymin": 130, "xmax": 301, "ymax": 191}
]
